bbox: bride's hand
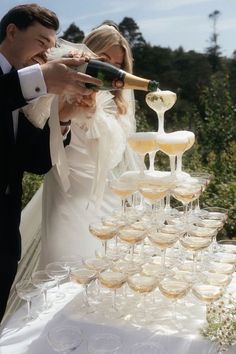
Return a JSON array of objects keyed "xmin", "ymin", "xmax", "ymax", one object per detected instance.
[{"xmin": 59, "ymin": 92, "xmax": 96, "ymax": 121}]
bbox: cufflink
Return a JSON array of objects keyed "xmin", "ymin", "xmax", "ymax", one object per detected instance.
[{"xmin": 35, "ymin": 87, "xmax": 41, "ymax": 93}]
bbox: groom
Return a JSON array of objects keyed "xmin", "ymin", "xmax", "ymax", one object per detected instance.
[{"xmin": 0, "ymin": 3, "xmax": 101, "ymax": 323}]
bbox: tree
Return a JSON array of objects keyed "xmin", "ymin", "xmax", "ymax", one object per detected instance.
[
  {"xmin": 118, "ymin": 17, "xmax": 146, "ymax": 48},
  {"xmin": 206, "ymin": 10, "xmax": 222, "ymax": 71},
  {"xmin": 60, "ymin": 23, "xmax": 84, "ymax": 43}
]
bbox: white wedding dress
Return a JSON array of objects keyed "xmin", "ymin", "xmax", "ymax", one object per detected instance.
[{"xmin": 38, "ymin": 90, "xmax": 139, "ymax": 267}]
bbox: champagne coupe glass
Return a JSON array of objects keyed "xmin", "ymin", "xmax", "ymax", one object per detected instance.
[
  {"xmin": 158, "ymin": 277, "xmax": 190, "ymax": 325},
  {"xmin": 139, "ymin": 185, "xmax": 168, "ymax": 227},
  {"xmin": 127, "ymin": 273, "xmax": 158, "ymax": 324},
  {"xmin": 47, "ymin": 325, "xmax": 83, "ymax": 354},
  {"xmin": 157, "ymin": 131, "xmax": 192, "ymax": 177},
  {"xmin": 145, "ymin": 90, "xmax": 177, "ymax": 134},
  {"xmin": 109, "ymin": 179, "xmax": 137, "ymax": 220},
  {"xmin": 171, "ymin": 182, "xmax": 202, "ymax": 228},
  {"xmin": 98, "ymin": 269, "xmax": 127, "ymax": 315},
  {"xmin": 189, "ymin": 172, "xmax": 213, "ymax": 215},
  {"xmin": 175, "ymin": 131, "xmax": 195, "ymax": 179},
  {"xmin": 31, "ymin": 270, "xmax": 57, "ymax": 311},
  {"xmin": 148, "ymin": 229, "xmax": 179, "ymax": 276},
  {"xmin": 196, "ymin": 207, "xmax": 227, "ymax": 254},
  {"xmin": 127, "ymin": 132, "xmax": 160, "ymax": 176},
  {"xmin": 192, "ymin": 283, "xmax": 224, "ymax": 308},
  {"xmin": 118, "ymin": 226, "xmax": 146, "ymax": 263},
  {"xmin": 89, "ymin": 222, "xmax": 117, "ymax": 257},
  {"xmin": 179, "ymin": 235, "xmax": 212, "ymax": 281},
  {"xmin": 15, "ymin": 279, "xmax": 41, "ymax": 323},
  {"xmin": 70, "ymin": 267, "xmax": 97, "ymax": 310},
  {"xmin": 45, "ymin": 262, "xmax": 70, "ymax": 300},
  {"xmin": 87, "ymin": 332, "xmax": 123, "ymax": 354}
]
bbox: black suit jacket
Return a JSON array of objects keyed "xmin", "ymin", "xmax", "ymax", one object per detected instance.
[{"xmin": 0, "ymin": 69, "xmax": 52, "ymax": 260}]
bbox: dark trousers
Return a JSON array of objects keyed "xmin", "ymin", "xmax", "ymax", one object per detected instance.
[{"xmin": 0, "ymin": 255, "xmax": 18, "ymax": 323}]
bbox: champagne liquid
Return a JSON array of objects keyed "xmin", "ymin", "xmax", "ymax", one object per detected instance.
[
  {"xmin": 197, "ymin": 219, "xmax": 224, "ymax": 229},
  {"xmin": 89, "ymin": 224, "xmax": 117, "ymax": 241},
  {"xmin": 99, "ymin": 271, "xmax": 126, "ymax": 289},
  {"xmin": 180, "ymin": 236, "xmax": 212, "ymax": 251},
  {"xmin": 127, "ymin": 132, "xmax": 159, "ymax": 154},
  {"xmin": 148, "ymin": 231, "xmax": 178, "ymax": 249},
  {"xmin": 145, "ymin": 90, "xmax": 177, "ymax": 113},
  {"xmin": 118, "ymin": 228, "xmax": 146, "ymax": 244},
  {"xmin": 70, "ymin": 269, "xmax": 96, "ymax": 285},
  {"xmin": 157, "ymin": 131, "xmax": 194, "ymax": 156},
  {"xmin": 110, "ymin": 187, "xmax": 134, "ymax": 198},
  {"xmin": 172, "ymin": 186, "xmax": 201, "ymax": 203},
  {"xmin": 127, "ymin": 273, "xmax": 158, "ymax": 293},
  {"xmin": 140, "ymin": 187, "xmax": 168, "ymax": 200},
  {"xmin": 159, "ymin": 279, "xmax": 190, "ymax": 299},
  {"xmin": 83, "ymin": 258, "xmax": 110, "ymax": 272},
  {"xmin": 192, "ymin": 284, "xmax": 223, "ymax": 303},
  {"xmin": 188, "ymin": 226, "xmax": 216, "ymax": 238}
]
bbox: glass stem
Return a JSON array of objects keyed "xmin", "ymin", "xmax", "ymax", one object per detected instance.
[{"xmin": 26, "ymin": 300, "xmax": 32, "ymax": 319}]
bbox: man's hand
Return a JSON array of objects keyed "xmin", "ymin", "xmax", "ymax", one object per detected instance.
[{"xmin": 41, "ymin": 58, "xmax": 102, "ymax": 96}]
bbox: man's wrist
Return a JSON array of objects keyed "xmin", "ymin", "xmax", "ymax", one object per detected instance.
[{"xmin": 59, "ymin": 120, "xmax": 71, "ymax": 126}]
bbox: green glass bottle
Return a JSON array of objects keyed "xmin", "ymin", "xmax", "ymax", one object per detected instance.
[{"xmin": 77, "ymin": 59, "xmax": 159, "ymax": 91}]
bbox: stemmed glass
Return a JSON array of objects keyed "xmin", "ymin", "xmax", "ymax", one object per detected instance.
[
  {"xmin": 70, "ymin": 267, "xmax": 97, "ymax": 310},
  {"xmin": 15, "ymin": 279, "xmax": 41, "ymax": 323},
  {"xmin": 145, "ymin": 90, "xmax": 177, "ymax": 135},
  {"xmin": 118, "ymin": 226, "xmax": 146, "ymax": 263},
  {"xmin": 109, "ymin": 178, "xmax": 137, "ymax": 220},
  {"xmin": 89, "ymin": 222, "xmax": 117, "ymax": 257},
  {"xmin": 47, "ymin": 325, "xmax": 83, "ymax": 354},
  {"xmin": 127, "ymin": 273, "xmax": 158, "ymax": 324},
  {"xmin": 45, "ymin": 262, "xmax": 70, "ymax": 300},
  {"xmin": 175, "ymin": 131, "xmax": 195, "ymax": 179},
  {"xmin": 127, "ymin": 132, "xmax": 160, "ymax": 176},
  {"xmin": 98, "ymin": 269, "xmax": 127, "ymax": 315},
  {"xmin": 158, "ymin": 277, "xmax": 190, "ymax": 326},
  {"xmin": 31, "ymin": 270, "xmax": 57, "ymax": 311},
  {"xmin": 148, "ymin": 229, "xmax": 179, "ymax": 276}
]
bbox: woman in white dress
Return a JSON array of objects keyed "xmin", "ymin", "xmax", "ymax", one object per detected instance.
[{"xmin": 38, "ymin": 25, "xmax": 139, "ymax": 267}]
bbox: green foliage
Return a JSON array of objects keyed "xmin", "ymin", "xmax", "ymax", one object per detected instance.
[{"xmin": 21, "ymin": 173, "xmax": 44, "ymax": 209}]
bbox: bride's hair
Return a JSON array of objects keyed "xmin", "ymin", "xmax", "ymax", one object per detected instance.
[{"xmin": 82, "ymin": 24, "xmax": 134, "ymax": 116}]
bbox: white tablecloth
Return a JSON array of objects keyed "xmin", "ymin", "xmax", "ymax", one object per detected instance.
[{"xmin": 1, "ymin": 278, "xmax": 236, "ymax": 354}]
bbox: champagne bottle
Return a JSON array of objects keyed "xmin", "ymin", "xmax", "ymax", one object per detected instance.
[{"xmin": 77, "ymin": 59, "xmax": 159, "ymax": 91}]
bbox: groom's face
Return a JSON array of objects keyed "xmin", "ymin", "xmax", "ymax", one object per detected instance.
[{"xmin": 7, "ymin": 22, "xmax": 56, "ymax": 69}]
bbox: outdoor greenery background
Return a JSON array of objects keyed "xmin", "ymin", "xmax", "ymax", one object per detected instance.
[{"xmin": 22, "ymin": 13, "xmax": 236, "ymax": 239}]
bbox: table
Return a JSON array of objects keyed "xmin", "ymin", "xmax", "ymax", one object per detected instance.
[{"xmin": 1, "ymin": 278, "xmax": 236, "ymax": 354}]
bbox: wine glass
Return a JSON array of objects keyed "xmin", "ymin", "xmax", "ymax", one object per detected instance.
[
  {"xmin": 70, "ymin": 267, "xmax": 97, "ymax": 310},
  {"xmin": 148, "ymin": 229, "xmax": 179, "ymax": 276},
  {"xmin": 47, "ymin": 325, "xmax": 83, "ymax": 354},
  {"xmin": 145, "ymin": 90, "xmax": 177, "ymax": 134},
  {"xmin": 179, "ymin": 234, "xmax": 212, "ymax": 281},
  {"xmin": 158, "ymin": 277, "xmax": 190, "ymax": 326},
  {"xmin": 109, "ymin": 178, "xmax": 137, "ymax": 220},
  {"xmin": 98, "ymin": 269, "xmax": 127, "ymax": 315},
  {"xmin": 45, "ymin": 262, "xmax": 70, "ymax": 300},
  {"xmin": 127, "ymin": 273, "xmax": 158, "ymax": 324},
  {"xmin": 89, "ymin": 222, "xmax": 117, "ymax": 257},
  {"xmin": 31, "ymin": 270, "xmax": 57, "ymax": 311},
  {"xmin": 118, "ymin": 226, "xmax": 146, "ymax": 263},
  {"xmin": 87, "ymin": 332, "xmax": 123, "ymax": 354},
  {"xmin": 127, "ymin": 132, "xmax": 160, "ymax": 176},
  {"xmin": 15, "ymin": 279, "xmax": 41, "ymax": 323}
]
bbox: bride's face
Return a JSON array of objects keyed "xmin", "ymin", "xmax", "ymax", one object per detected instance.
[{"xmin": 99, "ymin": 44, "xmax": 124, "ymax": 68}]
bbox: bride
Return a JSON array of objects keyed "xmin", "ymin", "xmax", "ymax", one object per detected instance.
[{"xmin": 33, "ymin": 24, "xmax": 139, "ymax": 266}]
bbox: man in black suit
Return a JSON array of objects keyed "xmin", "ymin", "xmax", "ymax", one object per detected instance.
[{"xmin": 0, "ymin": 3, "xmax": 101, "ymax": 323}]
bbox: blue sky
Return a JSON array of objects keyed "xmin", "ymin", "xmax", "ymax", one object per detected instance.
[{"xmin": 1, "ymin": 0, "xmax": 235, "ymax": 57}]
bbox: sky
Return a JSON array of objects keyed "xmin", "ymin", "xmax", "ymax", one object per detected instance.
[{"xmin": 1, "ymin": 0, "xmax": 236, "ymax": 57}]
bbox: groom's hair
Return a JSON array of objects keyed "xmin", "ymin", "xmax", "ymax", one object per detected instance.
[{"xmin": 0, "ymin": 3, "xmax": 60, "ymax": 43}]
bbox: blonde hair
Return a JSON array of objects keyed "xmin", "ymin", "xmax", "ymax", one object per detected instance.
[{"xmin": 82, "ymin": 24, "xmax": 133, "ymax": 115}]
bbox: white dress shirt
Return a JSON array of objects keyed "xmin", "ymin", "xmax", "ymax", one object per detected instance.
[{"xmin": 0, "ymin": 53, "xmax": 47, "ymax": 136}]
